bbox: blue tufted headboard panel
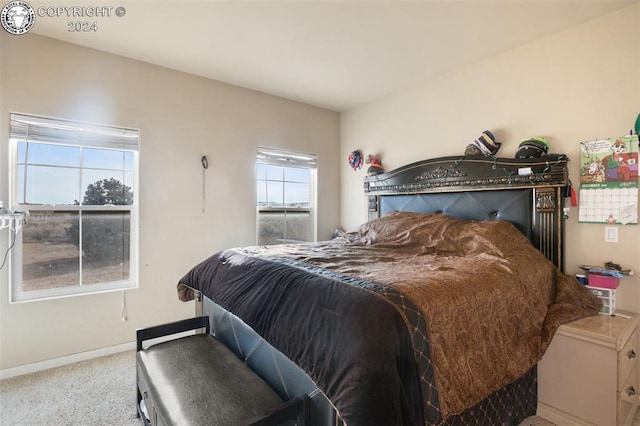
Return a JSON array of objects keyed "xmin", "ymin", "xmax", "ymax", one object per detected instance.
[{"xmin": 379, "ymin": 189, "xmax": 534, "ymax": 242}]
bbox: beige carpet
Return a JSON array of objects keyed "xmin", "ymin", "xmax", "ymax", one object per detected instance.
[
  {"xmin": 0, "ymin": 350, "xmax": 637, "ymax": 425},
  {"xmin": 0, "ymin": 350, "xmax": 139, "ymax": 426}
]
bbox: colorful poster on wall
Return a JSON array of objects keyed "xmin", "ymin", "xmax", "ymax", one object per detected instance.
[{"xmin": 578, "ymin": 135, "xmax": 638, "ymax": 224}]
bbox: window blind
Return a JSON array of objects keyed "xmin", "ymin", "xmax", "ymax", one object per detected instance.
[
  {"xmin": 257, "ymin": 147, "xmax": 317, "ymax": 168},
  {"xmin": 10, "ymin": 113, "xmax": 138, "ymax": 151}
]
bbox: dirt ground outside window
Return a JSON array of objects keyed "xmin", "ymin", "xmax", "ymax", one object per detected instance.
[{"xmin": 22, "ymin": 242, "xmax": 129, "ymax": 292}]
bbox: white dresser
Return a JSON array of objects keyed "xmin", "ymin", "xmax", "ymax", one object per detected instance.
[{"xmin": 538, "ymin": 311, "xmax": 639, "ymax": 426}]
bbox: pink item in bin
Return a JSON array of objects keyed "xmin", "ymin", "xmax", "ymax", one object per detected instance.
[{"xmin": 587, "ymin": 273, "xmax": 619, "ymax": 289}]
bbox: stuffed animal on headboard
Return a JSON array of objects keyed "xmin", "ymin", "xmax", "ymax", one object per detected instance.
[{"xmin": 366, "ymin": 154, "xmax": 384, "ymax": 175}]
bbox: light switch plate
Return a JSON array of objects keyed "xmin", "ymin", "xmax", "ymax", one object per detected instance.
[{"xmin": 605, "ymin": 226, "xmax": 619, "ymax": 243}]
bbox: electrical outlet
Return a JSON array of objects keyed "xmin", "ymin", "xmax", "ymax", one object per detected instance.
[{"xmin": 605, "ymin": 226, "xmax": 618, "ymax": 243}]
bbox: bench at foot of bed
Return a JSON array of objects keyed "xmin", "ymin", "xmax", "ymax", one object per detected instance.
[{"xmin": 136, "ymin": 316, "xmax": 309, "ymax": 426}]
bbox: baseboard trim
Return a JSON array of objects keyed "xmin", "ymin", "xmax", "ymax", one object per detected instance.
[
  {"xmin": 0, "ymin": 328, "xmax": 198, "ymax": 380},
  {"xmin": 0, "ymin": 341, "xmax": 136, "ymax": 380},
  {"xmin": 537, "ymin": 402, "xmax": 592, "ymax": 426}
]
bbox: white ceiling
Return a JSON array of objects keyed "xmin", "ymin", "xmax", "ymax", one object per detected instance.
[{"xmin": 28, "ymin": 0, "xmax": 638, "ymax": 111}]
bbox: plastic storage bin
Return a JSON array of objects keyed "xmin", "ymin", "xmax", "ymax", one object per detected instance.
[
  {"xmin": 586, "ymin": 286, "xmax": 616, "ymax": 315},
  {"xmin": 587, "ymin": 274, "xmax": 620, "ymax": 289}
]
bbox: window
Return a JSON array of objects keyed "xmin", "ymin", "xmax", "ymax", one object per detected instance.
[
  {"xmin": 256, "ymin": 148, "xmax": 317, "ymax": 245},
  {"xmin": 8, "ymin": 113, "xmax": 139, "ymax": 302}
]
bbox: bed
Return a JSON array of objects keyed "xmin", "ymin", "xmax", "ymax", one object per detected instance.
[{"xmin": 177, "ymin": 154, "xmax": 601, "ymax": 426}]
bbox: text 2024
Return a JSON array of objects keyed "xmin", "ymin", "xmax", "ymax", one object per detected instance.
[{"xmin": 68, "ymin": 22, "xmax": 98, "ymax": 32}]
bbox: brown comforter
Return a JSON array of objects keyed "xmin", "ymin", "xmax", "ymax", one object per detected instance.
[{"xmin": 178, "ymin": 212, "xmax": 600, "ymax": 423}]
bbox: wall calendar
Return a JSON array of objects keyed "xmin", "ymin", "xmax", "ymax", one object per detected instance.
[{"xmin": 578, "ymin": 135, "xmax": 638, "ymax": 224}]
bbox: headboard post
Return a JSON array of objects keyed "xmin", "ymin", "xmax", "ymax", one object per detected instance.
[
  {"xmin": 364, "ymin": 155, "xmax": 569, "ymax": 270},
  {"xmin": 533, "ymin": 186, "xmax": 564, "ymax": 269}
]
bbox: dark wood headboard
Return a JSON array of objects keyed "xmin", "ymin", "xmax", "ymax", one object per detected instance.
[{"xmin": 364, "ymin": 155, "xmax": 569, "ymax": 270}]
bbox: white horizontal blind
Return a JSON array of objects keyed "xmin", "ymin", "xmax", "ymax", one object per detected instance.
[
  {"xmin": 10, "ymin": 113, "xmax": 138, "ymax": 151},
  {"xmin": 257, "ymin": 147, "xmax": 317, "ymax": 168}
]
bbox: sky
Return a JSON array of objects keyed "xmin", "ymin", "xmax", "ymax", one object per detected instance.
[{"xmin": 16, "ymin": 141, "xmax": 134, "ymax": 205}]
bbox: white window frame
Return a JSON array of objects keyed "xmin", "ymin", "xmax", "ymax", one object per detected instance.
[
  {"xmin": 256, "ymin": 147, "xmax": 317, "ymax": 245},
  {"xmin": 8, "ymin": 113, "xmax": 139, "ymax": 303}
]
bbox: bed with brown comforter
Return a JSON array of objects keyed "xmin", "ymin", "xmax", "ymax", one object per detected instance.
[{"xmin": 178, "ymin": 212, "xmax": 600, "ymax": 425}]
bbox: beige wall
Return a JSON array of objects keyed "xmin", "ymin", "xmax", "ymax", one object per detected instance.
[
  {"xmin": 0, "ymin": 33, "xmax": 340, "ymax": 369},
  {"xmin": 341, "ymin": 5, "xmax": 640, "ymax": 311}
]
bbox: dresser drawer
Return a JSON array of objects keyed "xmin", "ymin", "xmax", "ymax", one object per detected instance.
[
  {"xmin": 618, "ymin": 326, "xmax": 639, "ymax": 390},
  {"xmin": 617, "ymin": 362, "xmax": 639, "ymax": 426}
]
